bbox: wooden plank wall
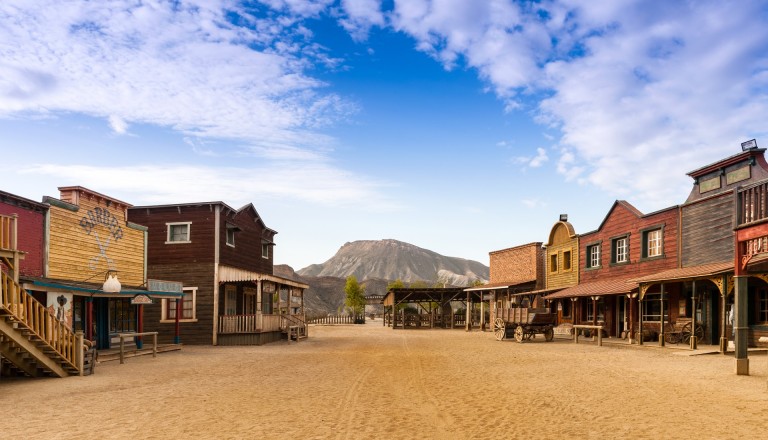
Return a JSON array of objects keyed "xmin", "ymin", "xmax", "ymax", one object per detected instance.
[
  {"xmin": 547, "ymin": 223, "xmax": 578, "ymax": 289},
  {"xmin": 681, "ymin": 193, "xmax": 734, "ymax": 267},
  {"xmin": 219, "ymin": 207, "xmax": 274, "ymax": 274},
  {"xmin": 127, "ymin": 205, "xmax": 216, "ymax": 266},
  {"xmin": 141, "ymin": 262, "xmax": 215, "ymax": 345},
  {"xmin": 48, "ymin": 199, "xmax": 145, "ymax": 286}
]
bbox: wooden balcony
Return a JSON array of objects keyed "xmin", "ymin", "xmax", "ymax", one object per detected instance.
[{"xmin": 737, "ymin": 180, "xmax": 768, "ymax": 226}]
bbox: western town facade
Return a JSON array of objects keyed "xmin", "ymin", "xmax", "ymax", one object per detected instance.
[{"xmin": 127, "ymin": 201, "xmax": 308, "ymax": 346}]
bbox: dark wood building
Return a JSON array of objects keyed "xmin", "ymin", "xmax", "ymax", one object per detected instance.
[{"xmin": 127, "ymin": 201, "xmax": 308, "ymax": 346}]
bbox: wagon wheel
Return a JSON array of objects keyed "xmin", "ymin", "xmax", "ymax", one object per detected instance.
[
  {"xmin": 544, "ymin": 327, "xmax": 554, "ymax": 342},
  {"xmin": 493, "ymin": 318, "xmax": 506, "ymax": 341},
  {"xmin": 681, "ymin": 323, "xmax": 704, "ymax": 344},
  {"xmin": 514, "ymin": 326, "xmax": 525, "ymax": 343}
]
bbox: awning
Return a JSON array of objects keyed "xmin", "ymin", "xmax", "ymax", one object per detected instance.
[
  {"xmin": 382, "ymin": 287, "xmax": 474, "ymax": 307},
  {"xmin": 463, "ymin": 279, "xmax": 537, "ymax": 292},
  {"xmin": 545, "ymin": 277, "xmax": 637, "ymax": 299},
  {"xmin": 25, "ymin": 279, "xmax": 185, "ymax": 298},
  {"xmin": 631, "ymin": 262, "xmax": 732, "ymax": 285},
  {"xmin": 217, "ymin": 265, "xmax": 308, "ymax": 289}
]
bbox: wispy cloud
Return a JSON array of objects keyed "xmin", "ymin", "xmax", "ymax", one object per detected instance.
[{"xmin": 20, "ymin": 162, "xmax": 401, "ymax": 211}]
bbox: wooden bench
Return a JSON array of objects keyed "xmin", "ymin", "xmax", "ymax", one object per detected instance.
[
  {"xmin": 573, "ymin": 324, "xmax": 603, "ymax": 346},
  {"xmin": 117, "ymin": 332, "xmax": 158, "ymax": 364}
]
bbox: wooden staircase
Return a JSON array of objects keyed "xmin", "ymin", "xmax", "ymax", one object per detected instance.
[
  {"xmin": 281, "ymin": 314, "xmax": 308, "ymax": 341},
  {"xmin": 1, "ymin": 213, "xmax": 83, "ymax": 378}
]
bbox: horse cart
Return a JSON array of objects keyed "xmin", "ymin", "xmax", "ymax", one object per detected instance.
[{"xmin": 493, "ymin": 306, "xmax": 557, "ymax": 343}]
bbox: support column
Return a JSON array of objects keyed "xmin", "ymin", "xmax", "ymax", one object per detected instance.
[
  {"xmin": 465, "ymin": 291, "xmax": 471, "ymax": 332},
  {"xmin": 690, "ymin": 281, "xmax": 697, "ymax": 350},
  {"xmin": 480, "ymin": 297, "xmax": 486, "ymax": 332},
  {"xmin": 628, "ymin": 294, "xmax": 634, "ymax": 344},
  {"xmin": 720, "ymin": 290, "xmax": 728, "ymax": 354},
  {"xmin": 174, "ymin": 297, "xmax": 182, "ymax": 344},
  {"xmin": 734, "ymin": 275, "xmax": 749, "ymax": 375},
  {"xmin": 638, "ymin": 297, "xmax": 644, "ymax": 346},
  {"xmin": 659, "ymin": 284, "xmax": 665, "ymax": 347},
  {"xmin": 136, "ymin": 304, "xmax": 144, "ymax": 349}
]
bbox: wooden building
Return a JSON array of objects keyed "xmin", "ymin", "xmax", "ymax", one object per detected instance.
[
  {"xmin": 546, "ymin": 201, "xmax": 679, "ymax": 341},
  {"xmin": 127, "ymin": 201, "xmax": 308, "ymax": 346},
  {"xmin": 541, "ymin": 216, "xmax": 579, "ymax": 332},
  {"xmin": 634, "ymin": 143, "xmax": 768, "ymax": 374},
  {"xmin": 19, "ymin": 187, "xmax": 183, "ymax": 350}
]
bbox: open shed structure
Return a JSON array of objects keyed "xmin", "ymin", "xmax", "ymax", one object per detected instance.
[{"xmin": 382, "ymin": 288, "xmax": 484, "ymax": 330}]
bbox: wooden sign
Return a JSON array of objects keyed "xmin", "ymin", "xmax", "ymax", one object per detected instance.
[
  {"xmin": 148, "ymin": 279, "xmax": 183, "ymax": 293},
  {"xmin": 131, "ymin": 294, "xmax": 153, "ymax": 305}
]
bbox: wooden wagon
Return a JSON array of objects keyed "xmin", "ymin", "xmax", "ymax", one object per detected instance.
[{"xmin": 493, "ymin": 306, "xmax": 557, "ymax": 343}]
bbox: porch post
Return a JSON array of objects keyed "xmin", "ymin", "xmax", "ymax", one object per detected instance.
[
  {"xmin": 659, "ymin": 284, "xmax": 665, "ymax": 347},
  {"xmin": 174, "ymin": 297, "xmax": 181, "ymax": 344},
  {"xmin": 136, "ymin": 304, "xmax": 144, "ymax": 349},
  {"xmin": 627, "ymin": 294, "xmax": 634, "ymax": 344},
  {"xmin": 638, "ymin": 297, "xmax": 644, "ymax": 346},
  {"xmin": 734, "ymin": 275, "xmax": 749, "ymax": 375},
  {"xmin": 720, "ymin": 277, "xmax": 728, "ymax": 354},
  {"xmin": 690, "ymin": 281, "xmax": 697, "ymax": 350},
  {"xmin": 480, "ymin": 295, "xmax": 486, "ymax": 331},
  {"xmin": 465, "ymin": 291, "xmax": 471, "ymax": 331}
]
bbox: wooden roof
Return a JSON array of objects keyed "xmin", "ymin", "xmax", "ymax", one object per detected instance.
[
  {"xmin": 545, "ymin": 276, "xmax": 637, "ymax": 299},
  {"xmin": 631, "ymin": 262, "xmax": 732, "ymax": 285}
]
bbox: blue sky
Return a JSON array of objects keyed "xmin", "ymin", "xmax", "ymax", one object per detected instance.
[{"xmin": 2, "ymin": 0, "xmax": 768, "ymax": 272}]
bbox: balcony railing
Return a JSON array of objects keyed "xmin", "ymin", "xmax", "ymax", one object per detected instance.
[
  {"xmin": 737, "ymin": 181, "xmax": 768, "ymax": 225},
  {"xmin": 0, "ymin": 213, "xmax": 18, "ymax": 252}
]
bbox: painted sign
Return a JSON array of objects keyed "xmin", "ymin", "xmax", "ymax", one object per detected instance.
[
  {"xmin": 131, "ymin": 294, "xmax": 153, "ymax": 305},
  {"xmin": 726, "ymin": 166, "xmax": 751, "ymax": 185},
  {"xmin": 148, "ymin": 279, "xmax": 183, "ymax": 293},
  {"xmin": 699, "ymin": 175, "xmax": 721, "ymax": 193}
]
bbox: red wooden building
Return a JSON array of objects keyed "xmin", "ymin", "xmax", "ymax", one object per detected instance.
[
  {"xmin": 127, "ymin": 201, "xmax": 308, "ymax": 346},
  {"xmin": 546, "ymin": 201, "xmax": 679, "ymax": 341}
]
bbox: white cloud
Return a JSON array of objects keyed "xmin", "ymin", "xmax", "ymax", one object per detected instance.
[
  {"xmin": 521, "ymin": 198, "xmax": 546, "ymax": 209},
  {"xmin": 513, "ymin": 147, "xmax": 548, "ymax": 168},
  {"xmin": 339, "ymin": 0, "xmax": 386, "ymax": 42},
  {"xmin": 0, "ymin": 0, "xmax": 350, "ymax": 148},
  {"xmin": 108, "ymin": 115, "xmax": 128, "ymax": 134},
  {"xmin": 20, "ymin": 162, "xmax": 401, "ymax": 211},
  {"xmin": 390, "ymin": 0, "xmax": 768, "ymax": 209}
]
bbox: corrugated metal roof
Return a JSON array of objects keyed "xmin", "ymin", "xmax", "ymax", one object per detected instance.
[{"xmin": 217, "ymin": 265, "xmax": 308, "ymax": 289}]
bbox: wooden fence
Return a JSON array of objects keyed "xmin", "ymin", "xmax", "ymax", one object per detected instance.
[
  {"xmin": 308, "ymin": 315, "xmax": 363, "ymax": 325},
  {"xmin": 218, "ymin": 314, "xmax": 282, "ymax": 334}
]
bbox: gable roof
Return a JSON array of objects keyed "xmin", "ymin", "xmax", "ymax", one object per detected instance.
[{"xmin": 581, "ymin": 200, "xmax": 678, "ymax": 236}]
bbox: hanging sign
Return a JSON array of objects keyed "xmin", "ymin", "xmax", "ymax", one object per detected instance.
[{"xmin": 131, "ymin": 294, "xmax": 153, "ymax": 305}]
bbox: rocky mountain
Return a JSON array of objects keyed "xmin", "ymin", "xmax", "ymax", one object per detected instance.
[
  {"xmin": 297, "ymin": 239, "xmax": 489, "ymax": 286},
  {"xmin": 283, "ymin": 240, "xmax": 489, "ymax": 318}
]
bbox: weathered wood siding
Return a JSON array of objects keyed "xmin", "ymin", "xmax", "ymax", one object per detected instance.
[
  {"xmin": 127, "ymin": 205, "xmax": 216, "ymax": 265},
  {"xmin": 580, "ymin": 203, "xmax": 679, "ymax": 283},
  {"xmin": 0, "ymin": 194, "xmax": 46, "ymax": 278},
  {"xmin": 546, "ymin": 222, "xmax": 578, "ymax": 289},
  {"xmin": 681, "ymin": 193, "xmax": 735, "ymax": 267},
  {"xmin": 48, "ymin": 199, "xmax": 145, "ymax": 286},
  {"xmin": 140, "ymin": 262, "xmax": 216, "ymax": 345},
  {"xmin": 219, "ymin": 207, "xmax": 274, "ymax": 273}
]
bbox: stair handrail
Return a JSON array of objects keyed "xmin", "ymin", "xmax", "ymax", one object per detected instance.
[
  {"xmin": 0, "ymin": 271, "xmax": 80, "ymax": 372},
  {"xmin": 280, "ymin": 313, "xmax": 307, "ymax": 335}
]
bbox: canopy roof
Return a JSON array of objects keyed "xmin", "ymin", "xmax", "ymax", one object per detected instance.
[
  {"xmin": 632, "ymin": 262, "xmax": 732, "ymax": 285},
  {"xmin": 545, "ymin": 276, "xmax": 637, "ymax": 299}
]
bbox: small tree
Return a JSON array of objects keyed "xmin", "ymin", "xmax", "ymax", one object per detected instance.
[{"xmin": 345, "ymin": 275, "xmax": 366, "ymax": 322}]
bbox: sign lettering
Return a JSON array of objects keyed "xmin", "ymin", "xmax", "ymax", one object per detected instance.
[{"xmin": 79, "ymin": 207, "xmax": 123, "ymax": 241}]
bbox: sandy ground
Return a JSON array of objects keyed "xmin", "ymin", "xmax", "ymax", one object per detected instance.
[{"xmin": 2, "ymin": 322, "xmax": 767, "ymax": 440}]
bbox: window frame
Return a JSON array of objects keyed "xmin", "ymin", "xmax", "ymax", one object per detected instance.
[
  {"xmin": 585, "ymin": 241, "xmax": 602, "ymax": 270},
  {"xmin": 166, "ymin": 222, "xmax": 192, "ymax": 244},
  {"xmin": 262, "ymin": 243, "xmax": 270, "ymax": 259},
  {"xmin": 226, "ymin": 228, "xmax": 236, "ymax": 247},
  {"xmin": 550, "ymin": 253, "xmax": 559, "ymax": 273},
  {"xmin": 759, "ymin": 289, "xmax": 768, "ymax": 324},
  {"xmin": 563, "ymin": 249, "xmax": 572, "ymax": 272},
  {"xmin": 161, "ymin": 287, "xmax": 198, "ymax": 323},
  {"xmin": 640, "ymin": 225, "xmax": 665, "ymax": 260},
  {"xmin": 611, "ymin": 234, "xmax": 630, "ymax": 265}
]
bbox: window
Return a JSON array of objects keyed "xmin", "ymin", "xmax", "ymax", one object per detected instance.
[
  {"xmin": 560, "ymin": 299, "xmax": 571, "ymax": 318},
  {"xmin": 760, "ymin": 290, "xmax": 768, "ymax": 323},
  {"xmin": 612, "ymin": 236, "xmax": 629, "ymax": 264},
  {"xmin": 164, "ymin": 288, "xmax": 197, "ymax": 321},
  {"xmin": 262, "ymin": 243, "xmax": 270, "ymax": 259},
  {"xmin": 563, "ymin": 250, "xmax": 572, "ymax": 271},
  {"xmin": 224, "ymin": 285, "xmax": 237, "ymax": 315},
  {"xmin": 166, "ymin": 222, "xmax": 191, "ymax": 243},
  {"xmin": 226, "ymin": 228, "xmax": 236, "ymax": 247},
  {"xmin": 586, "ymin": 298, "xmax": 605, "ymax": 322},
  {"xmin": 587, "ymin": 243, "xmax": 601, "ymax": 268},
  {"xmin": 640, "ymin": 225, "xmax": 664, "ymax": 259},
  {"xmin": 642, "ymin": 295, "xmax": 669, "ymax": 322},
  {"xmin": 550, "ymin": 253, "xmax": 558, "ymax": 273},
  {"xmin": 244, "ymin": 287, "xmax": 258, "ymax": 315}
]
